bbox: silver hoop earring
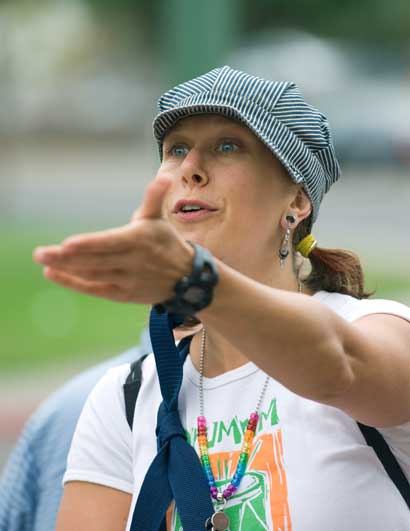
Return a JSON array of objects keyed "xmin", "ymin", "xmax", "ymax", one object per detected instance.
[{"xmin": 278, "ymin": 214, "xmax": 297, "ymax": 268}]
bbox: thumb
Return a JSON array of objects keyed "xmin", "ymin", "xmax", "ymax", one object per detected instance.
[{"xmin": 133, "ymin": 177, "xmax": 172, "ymax": 221}]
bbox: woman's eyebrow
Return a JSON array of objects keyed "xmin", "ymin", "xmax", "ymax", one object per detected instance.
[{"xmin": 163, "ymin": 131, "xmax": 192, "ymax": 145}]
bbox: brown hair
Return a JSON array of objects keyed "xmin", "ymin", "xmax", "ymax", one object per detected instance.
[{"xmin": 292, "ymin": 214, "xmax": 374, "ymax": 299}]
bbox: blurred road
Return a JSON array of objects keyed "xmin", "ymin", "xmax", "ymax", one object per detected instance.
[{"xmin": 1, "ymin": 137, "xmax": 409, "ymax": 471}]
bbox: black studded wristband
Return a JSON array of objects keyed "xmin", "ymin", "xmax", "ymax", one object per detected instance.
[{"xmin": 153, "ymin": 242, "xmax": 219, "ymax": 318}]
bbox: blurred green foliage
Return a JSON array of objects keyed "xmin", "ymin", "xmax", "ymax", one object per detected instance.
[
  {"xmin": 3, "ymin": 0, "xmax": 408, "ymax": 45},
  {"xmin": 80, "ymin": 0, "xmax": 410, "ymax": 45},
  {"xmin": 241, "ymin": 0, "xmax": 410, "ymax": 44},
  {"xmin": 1, "ymin": 224, "xmax": 409, "ymax": 374}
]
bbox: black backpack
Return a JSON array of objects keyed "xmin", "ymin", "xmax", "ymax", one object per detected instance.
[{"xmin": 123, "ymin": 355, "xmax": 410, "ymax": 510}]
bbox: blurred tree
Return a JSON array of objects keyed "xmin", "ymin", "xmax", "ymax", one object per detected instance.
[
  {"xmin": 74, "ymin": 0, "xmax": 240, "ymax": 85},
  {"xmin": 77, "ymin": 0, "xmax": 410, "ymax": 45},
  {"xmin": 2, "ymin": 0, "xmax": 408, "ymax": 85},
  {"xmin": 157, "ymin": 0, "xmax": 239, "ymax": 85},
  {"xmin": 3, "ymin": 0, "xmax": 409, "ymax": 45},
  {"xmin": 242, "ymin": 0, "xmax": 410, "ymax": 44}
]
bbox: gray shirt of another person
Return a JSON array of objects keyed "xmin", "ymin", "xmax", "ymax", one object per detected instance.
[{"xmin": 0, "ymin": 328, "xmax": 152, "ymax": 531}]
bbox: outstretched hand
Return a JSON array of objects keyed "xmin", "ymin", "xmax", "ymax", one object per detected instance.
[{"xmin": 32, "ymin": 177, "xmax": 194, "ymax": 304}]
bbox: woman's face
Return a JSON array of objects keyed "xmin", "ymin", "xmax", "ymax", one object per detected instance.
[{"xmin": 158, "ymin": 114, "xmax": 303, "ymax": 280}]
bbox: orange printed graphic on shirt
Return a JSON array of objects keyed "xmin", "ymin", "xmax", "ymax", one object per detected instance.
[{"xmin": 171, "ymin": 429, "xmax": 292, "ymax": 531}]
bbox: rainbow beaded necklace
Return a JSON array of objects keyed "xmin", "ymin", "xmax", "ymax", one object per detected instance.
[{"xmin": 196, "ymin": 327, "xmax": 270, "ymax": 529}]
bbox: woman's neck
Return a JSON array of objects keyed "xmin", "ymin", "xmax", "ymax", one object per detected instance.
[{"xmin": 191, "ymin": 328, "xmax": 249, "ymax": 378}]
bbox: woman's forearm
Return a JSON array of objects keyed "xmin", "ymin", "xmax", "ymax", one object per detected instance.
[{"xmin": 197, "ymin": 258, "xmax": 354, "ymax": 403}]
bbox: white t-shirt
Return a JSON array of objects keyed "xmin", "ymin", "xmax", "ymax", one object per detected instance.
[{"xmin": 63, "ymin": 290, "xmax": 410, "ymax": 530}]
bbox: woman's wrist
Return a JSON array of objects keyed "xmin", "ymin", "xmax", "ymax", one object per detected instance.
[{"xmin": 153, "ymin": 242, "xmax": 219, "ymax": 317}]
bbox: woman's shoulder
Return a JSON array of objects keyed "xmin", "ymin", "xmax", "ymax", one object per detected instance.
[{"xmin": 314, "ymin": 289, "xmax": 410, "ymax": 323}]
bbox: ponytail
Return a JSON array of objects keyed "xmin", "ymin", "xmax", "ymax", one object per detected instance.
[{"xmin": 293, "ymin": 216, "xmax": 374, "ymax": 299}]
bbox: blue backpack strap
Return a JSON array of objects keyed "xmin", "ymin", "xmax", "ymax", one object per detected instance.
[
  {"xmin": 123, "ymin": 354, "xmax": 148, "ymax": 430},
  {"xmin": 357, "ymin": 421, "xmax": 410, "ymax": 509}
]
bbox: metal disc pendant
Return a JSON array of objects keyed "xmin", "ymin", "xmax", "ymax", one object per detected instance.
[{"xmin": 211, "ymin": 510, "xmax": 230, "ymax": 531}]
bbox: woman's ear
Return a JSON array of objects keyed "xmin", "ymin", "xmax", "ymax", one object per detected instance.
[{"xmin": 287, "ymin": 188, "xmax": 312, "ymax": 225}]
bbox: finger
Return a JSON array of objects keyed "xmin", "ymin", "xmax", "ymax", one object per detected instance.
[
  {"xmin": 61, "ymin": 225, "xmax": 134, "ymax": 254},
  {"xmin": 34, "ymin": 247, "xmax": 131, "ymax": 274},
  {"xmin": 43, "ymin": 267, "xmax": 127, "ymax": 302},
  {"xmin": 47, "ymin": 263, "xmax": 126, "ymax": 285},
  {"xmin": 33, "ymin": 245, "xmax": 64, "ymax": 263},
  {"xmin": 135, "ymin": 177, "xmax": 172, "ymax": 220}
]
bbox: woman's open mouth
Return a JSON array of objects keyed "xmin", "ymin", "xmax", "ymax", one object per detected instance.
[
  {"xmin": 173, "ymin": 199, "xmax": 218, "ymax": 221},
  {"xmin": 174, "ymin": 208, "xmax": 217, "ymax": 222}
]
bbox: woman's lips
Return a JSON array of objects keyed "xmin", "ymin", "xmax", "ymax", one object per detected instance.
[{"xmin": 174, "ymin": 209, "xmax": 217, "ymax": 222}]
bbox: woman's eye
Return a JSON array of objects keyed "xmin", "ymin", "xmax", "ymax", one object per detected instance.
[
  {"xmin": 218, "ymin": 142, "xmax": 240, "ymax": 153},
  {"xmin": 169, "ymin": 145, "xmax": 188, "ymax": 157}
]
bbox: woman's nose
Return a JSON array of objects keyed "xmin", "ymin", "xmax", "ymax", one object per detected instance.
[
  {"xmin": 180, "ymin": 151, "xmax": 209, "ymax": 187},
  {"xmin": 184, "ymin": 172, "xmax": 209, "ymax": 186}
]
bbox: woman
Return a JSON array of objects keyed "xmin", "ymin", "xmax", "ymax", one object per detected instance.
[{"xmin": 33, "ymin": 66, "xmax": 410, "ymax": 530}]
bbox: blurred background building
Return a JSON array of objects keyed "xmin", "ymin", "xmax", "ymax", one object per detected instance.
[{"xmin": 1, "ymin": 0, "xmax": 409, "ymax": 468}]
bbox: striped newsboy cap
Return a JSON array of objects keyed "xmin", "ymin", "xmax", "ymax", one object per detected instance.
[{"xmin": 153, "ymin": 65, "xmax": 341, "ymax": 229}]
